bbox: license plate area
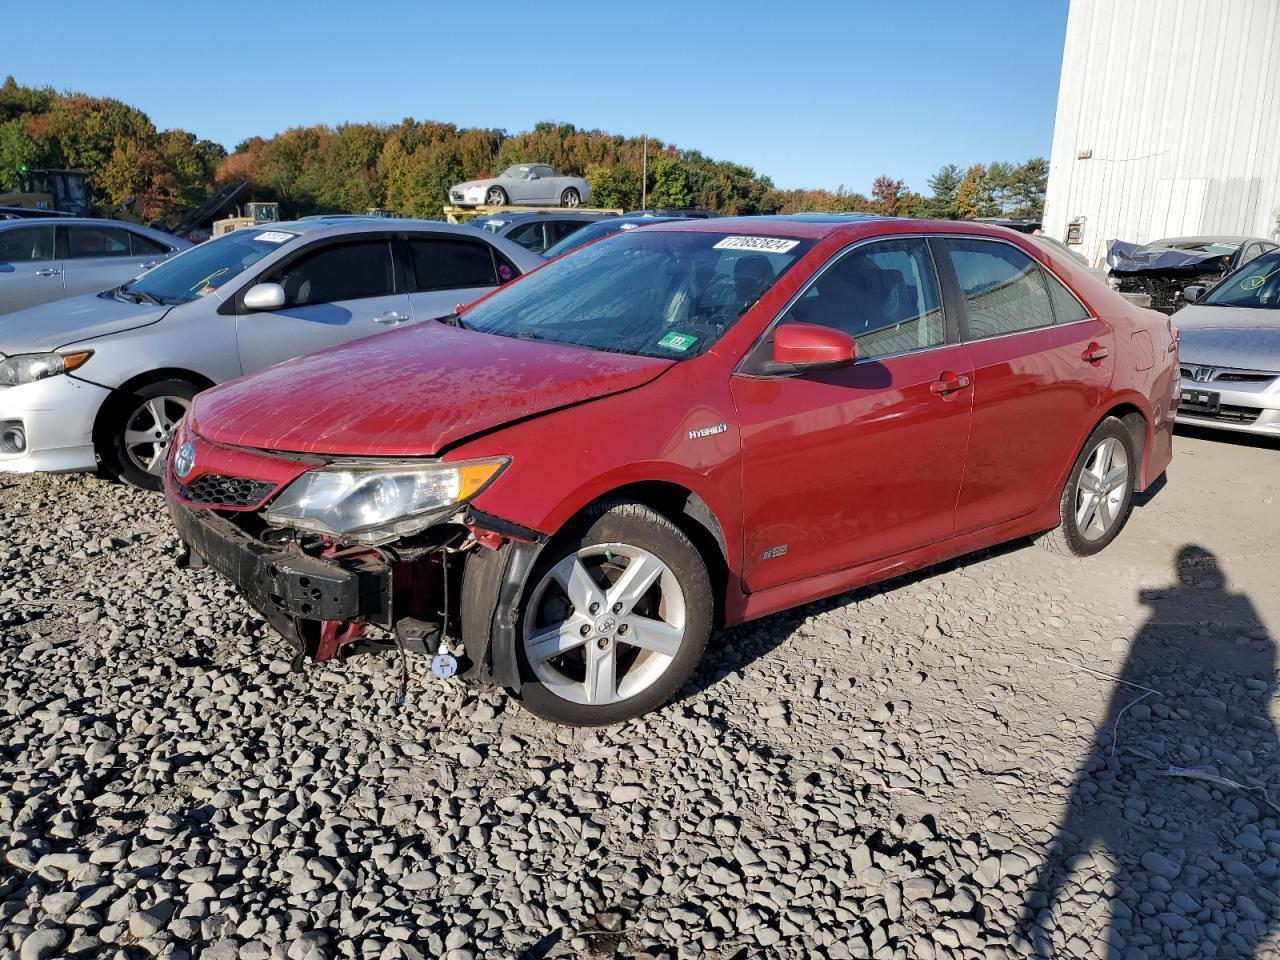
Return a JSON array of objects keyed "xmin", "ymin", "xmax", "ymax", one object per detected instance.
[{"xmin": 1180, "ymin": 389, "xmax": 1220, "ymax": 414}]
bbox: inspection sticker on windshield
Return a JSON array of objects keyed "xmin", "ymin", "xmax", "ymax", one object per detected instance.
[
  {"xmin": 713, "ymin": 235, "xmax": 799, "ymax": 254},
  {"xmin": 658, "ymin": 331, "xmax": 699, "ymax": 352},
  {"xmin": 254, "ymin": 231, "xmax": 295, "ymax": 243}
]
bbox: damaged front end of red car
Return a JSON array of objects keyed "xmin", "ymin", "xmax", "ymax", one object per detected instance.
[{"xmin": 164, "ymin": 422, "xmax": 545, "ymax": 691}]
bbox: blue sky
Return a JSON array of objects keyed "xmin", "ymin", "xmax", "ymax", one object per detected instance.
[{"xmin": 7, "ymin": 0, "xmax": 1068, "ymax": 194}]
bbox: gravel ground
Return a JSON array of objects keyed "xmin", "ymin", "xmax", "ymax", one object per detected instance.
[{"xmin": 2, "ymin": 427, "xmax": 1279, "ymax": 960}]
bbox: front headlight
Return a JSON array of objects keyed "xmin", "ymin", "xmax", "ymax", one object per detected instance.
[
  {"xmin": 263, "ymin": 457, "xmax": 509, "ymax": 543},
  {"xmin": 0, "ymin": 351, "xmax": 92, "ymax": 387}
]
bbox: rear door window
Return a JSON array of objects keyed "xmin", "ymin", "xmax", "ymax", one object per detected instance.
[
  {"xmin": 780, "ymin": 237, "xmax": 945, "ymax": 360},
  {"xmin": 270, "ymin": 241, "xmax": 395, "ymax": 305},
  {"xmin": 0, "ymin": 225, "xmax": 55, "ymax": 262},
  {"xmin": 67, "ymin": 225, "xmax": 133, "ymax": 259},
  {"xmin": 945, "ymin": 238, "xmax": 1055, "ymax": 339},
  {"xmin": 409, "ymin": 238, "xmax": 502, "ymax": 291}
]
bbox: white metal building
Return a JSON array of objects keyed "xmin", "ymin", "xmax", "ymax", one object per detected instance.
[{"xmin": 1042, "ymin": 0, "xmax": 1280, "ymax": 266}]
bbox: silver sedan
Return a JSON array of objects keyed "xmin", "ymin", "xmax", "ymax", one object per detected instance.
[
  {"xmin": 1174, "ymin": 248, "xmax": 1280, "ymax": 437},
  {"xmin": 0, "ymin": 218, "xmax": 542, "ymax": 488},
  {"xmin": 0, "ymin": 218, "xmax": 189, "ymax": 314}
]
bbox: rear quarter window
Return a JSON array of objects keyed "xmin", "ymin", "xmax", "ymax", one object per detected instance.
[{"xmin": 1045, "ymin": 271, "xmax": 1090, "ymax": 324}]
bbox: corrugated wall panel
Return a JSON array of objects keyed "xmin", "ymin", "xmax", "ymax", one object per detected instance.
[{"xmin": 1043, "ymin": 0, "xmax": 1280, "ymax": 265}]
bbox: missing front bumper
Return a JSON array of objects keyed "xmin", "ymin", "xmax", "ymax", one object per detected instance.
[{"xmin": 169, "ymin": 495, "xmax": 392, "ymax": 645}]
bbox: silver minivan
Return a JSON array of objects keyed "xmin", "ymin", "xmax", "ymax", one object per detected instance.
[
  {"xmin": 0, "ymin": 217, "xmax": 542, "ymax": 488},
  {"xmin": 0, "ymin": 218, "xmax": 190, "ymax": 314}
]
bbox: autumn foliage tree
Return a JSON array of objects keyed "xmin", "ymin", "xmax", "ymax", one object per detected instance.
[
  {"xmin": 0, "ymin": 75, "xmax": 1048, "ymax": 226},
  {"xmin": 0, "ymin": 76, "xmax": 223, "ymax": 221}
]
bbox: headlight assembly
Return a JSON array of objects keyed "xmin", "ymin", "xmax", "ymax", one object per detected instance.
[
  {"xmin": 0, "ymin": 351, "xmax": 92, "ymax": 387},
  {"xmin": 263, "ymin": 457, "xmax": 509, "ymax": 543}
]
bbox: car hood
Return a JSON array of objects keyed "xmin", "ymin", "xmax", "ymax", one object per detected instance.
[
  {"xmin": 1177, "ymin": 306, "xmax": 1280, "ymax": 371},
  {"xmin": 190, "ymin": 323, "xmax": 675, "ymax": 456},
  {"xmin": 452, "ymin": 179, "xmax": 499, "ymax": 192},
  {"xmin": 0, "ymin": 291, "xmax": 167, "ymax": 355},
  {"xmin": 1107, "ymin": 239, "xmax": 1233, "ymax": 277}
]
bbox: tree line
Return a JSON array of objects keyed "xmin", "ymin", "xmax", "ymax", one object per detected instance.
[{"xmin": 1, "ymin": 77, "xmax": 1046, "ymax": 225}]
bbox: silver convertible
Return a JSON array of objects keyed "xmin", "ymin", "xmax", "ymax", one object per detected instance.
[
  {"xmin": 0, "ymin": 218, "xmax": 542, "ymax": 488},
  {"xmin": 1175, "ymin": 246, "xmax": 1280, "ymax": 437},
  {"xmin": 449, "ymin": 164, "xmax": 591, "ymax": 208}
]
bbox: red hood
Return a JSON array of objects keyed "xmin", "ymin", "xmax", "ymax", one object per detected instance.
[{"xmin": 191, "ymin": 323, "xmax": 673, "ymax": 456}]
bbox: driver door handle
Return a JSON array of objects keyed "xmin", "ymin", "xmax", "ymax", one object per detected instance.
[
  {"xmin": 374, "ymin": 311, "xmax": 410, "ymax": 324},
  {"xmin": 35, "ymin": 267, "xmax": 62, "ymax": 277},
  {"xmin": 930, "ymin": 372, "xmax": 971, "ymax": 396},
  {"xmin": 1082, "ymin": 342, "xmax": 1110, "ymax": 362},
  {"xmin": 139, "ymin": 260, "xmax": 159, "ymax": 269}
]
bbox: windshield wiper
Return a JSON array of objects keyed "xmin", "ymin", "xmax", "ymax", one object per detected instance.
[{"xmin": 113, "ymin": 284, "xmax": 161, "ymax": 306}]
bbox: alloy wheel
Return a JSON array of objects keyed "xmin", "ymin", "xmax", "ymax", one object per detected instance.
[
  {"xmin": 123, "ymin": 395, "xmax": 191, "ymax": 476},
  {"xmin": 523, "ymin": 543, "xmax": 687, "ymax": 706},
  {"xmin": 562, "ymin": 190, "xmax": 580, "ymax": 208},
  {"xmin": 486, "ymin": 187, "xmax": 506, "ymax": 205},
  {"xmin": 1074, "ymin": 436, "xmax": 1129, "ymax": 541}
]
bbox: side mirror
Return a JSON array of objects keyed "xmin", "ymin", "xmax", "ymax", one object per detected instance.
[
  {"xmin": 1182, "ymin": 284, "xmax": 1206, "ymax": 304},
  {"xmin": 771, "ymin": 323, "xmax": 858, "ymax": 371},
  {"xmin": 243, "ymin": 282, "xmax": 286, "ymax": 311}
]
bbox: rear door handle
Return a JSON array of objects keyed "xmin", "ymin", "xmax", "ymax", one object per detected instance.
[
  {"xmin": 374, "ymin": 311, "xmax": 411, "ymax": 324},
  {"xmin": 1082, "ymin": 342, "xmax": 1110, "ymax": 362},
  {"xmin": 930, "ymin": 372, "xmax": 971, "ymax": 396},
  {"xmin": 35, "ymin": 267, "xmax": 62, "ymax": 277}
]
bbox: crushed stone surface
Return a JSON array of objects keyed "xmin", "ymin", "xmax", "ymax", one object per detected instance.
[{"xmin": 2, "ymin": 428, "xmax": 1279, "ymax": 959}]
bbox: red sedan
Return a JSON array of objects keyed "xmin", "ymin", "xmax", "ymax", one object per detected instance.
[{"xmin": 166, "ymin": 216, "xmax": 1178, "ymax": 725}]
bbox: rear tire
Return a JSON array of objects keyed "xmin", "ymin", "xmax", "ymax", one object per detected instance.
[
  {"xmin": 559, "ymin": 188, "xmax": 581, "ymax": 208},
  {"xmin": 512, "ymin": 500, "xmax": 712, "ymax": 726},
  {"xmin": 1036, "ymin": 417, "xmax": 1136, "ymax": 557},
  {"xmin": 97, "ymin": 378, "xmax": 197, "ymax": 491}
]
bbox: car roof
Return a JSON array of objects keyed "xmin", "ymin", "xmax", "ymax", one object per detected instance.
[
  {"xmin": 632, "ymin": 213, "xmax": 1035, "ymax": 242},
  {"xmin": 260, "ymin": 217, "xmax": 496, "ymax": 239},
  {"xmin": 0, "ymin": 216, "xmax": 156, "ymax": 230}
]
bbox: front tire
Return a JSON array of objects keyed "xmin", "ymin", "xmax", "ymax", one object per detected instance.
[
  {"xmin": 98, "ymin": 379, "xmax": 197, "ymax": 491},
  {"xmin": 559, "ymin": 188, "xmax": 581, "ymax": 208},
  {"xmin": 513, "ymin": 500, "xmax": 712, "ymax": 726},
  {"xmin": 1037, "ymin": 417, "xmax": 1136, "ymax": 557},
  {"xmin": 485, "ymin": 186, "xmax": 508, "ymax": 206}
]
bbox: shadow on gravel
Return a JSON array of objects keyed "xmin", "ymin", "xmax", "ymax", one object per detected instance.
[
  {"xmin": 1022, "ymin": 545, "xmax": 1280, "ymax": 959},
  {"xmin": 678, "ymin": 536, "xmax": 1031, "ymax": 704}
]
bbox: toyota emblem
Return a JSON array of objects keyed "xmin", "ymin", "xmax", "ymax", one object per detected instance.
[{"xmin": 173, "ymin": 442, "xmax": 196, "ymax": 480}]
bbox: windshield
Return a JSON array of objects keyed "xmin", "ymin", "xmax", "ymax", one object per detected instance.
[
  {"xmin": 462, "ymin": 230, "xmax": 813, "ymax": 358},
  {"xmin": 542, "ymin": 218, "xmax": 675, "ymax": 259},
  {"xmin": 125, "ymin": 230, "xmax": 295, "ymax": 304},
  {"xmin": 501, "ymin": 165, "xmax": 535, "ymax": 179},
  {"xmin": 1202, "ymin": 250, "xmax": 1280, "ymax": 309}
]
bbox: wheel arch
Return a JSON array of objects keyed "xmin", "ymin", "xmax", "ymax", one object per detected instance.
[
  {"xmin": 1094, "ymin": 396, "xmax": 1153, "ymax": 490},
  {"xmin": 462, "ymin": 478, "xmax": 733, "ymax": 693},
  {"xmin": 91, "ymin": 367, "xmax": 215, "ymax": 448}
]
